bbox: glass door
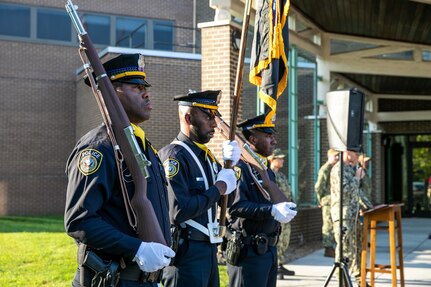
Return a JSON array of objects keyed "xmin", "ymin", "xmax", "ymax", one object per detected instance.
[{"xmin": 409, "ymin": 137, "xmax": 431, "ymax": 217}]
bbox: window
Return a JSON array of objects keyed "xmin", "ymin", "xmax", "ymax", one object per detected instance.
[
  {"xmin": 0, "ymin": 4, "xmax": 30, "ymax": 37},
  {"xmin": 116, "ymin": 18, "xmax": 146, "ymax": 48},
  {"xmin": 37, "ymin": 9, "xmax": 71, "ymax": 41},
  {"xmin": 154, "ymin": 21, "xmax": 173, "ymax": 51},
  {"xmin": 83, "ymin": 14, "xmax": 110, "ymax": 45},
  {"xmin": 0, "ymin": 3, "xmax": 180, "ymax": 52}
]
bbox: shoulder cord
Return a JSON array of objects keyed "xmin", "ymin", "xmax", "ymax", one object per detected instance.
[
  {"xmin": 244, "ymin": 162, "xmax": 272, "ymax": 201},
  {"xmin": 171, "ymin": 141, "xmax": 217, "ymax": 236}
]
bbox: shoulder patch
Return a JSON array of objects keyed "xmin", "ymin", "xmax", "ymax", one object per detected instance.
[
  {"xmin": 163, "ymin": 158, "xmax": 180, "ymax": 178},
  {"xmin": 234, "ymin": 166, "xmax": 242, "ymax": 180},
  {"xmin": 78, "ymin": 149, "xmax": 103, "ymax": 176}
]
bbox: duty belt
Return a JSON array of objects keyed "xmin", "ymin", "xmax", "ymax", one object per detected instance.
[
  {"xmin": 241, "ymin": 233, "xmax": 278, "ymax": 247},
  {"xmin": 120, "ymin": 264, "xmax": 162, "ymax": 283},
  {"xmin": 180, "ymin": 227, "xmax": 210, "ymax": 242}
]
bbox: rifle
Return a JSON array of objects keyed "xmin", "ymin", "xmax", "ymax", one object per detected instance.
[
  {"xmin": 65, "ymin": 0, "xmax": 166, "ymax": 245},
  {"xmin": 215, "ymin": 116, "xmax": 289, "ymax": 204}
]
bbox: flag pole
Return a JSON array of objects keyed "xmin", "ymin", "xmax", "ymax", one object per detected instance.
[{"xmin": 219, "ymin": 0, "xmax": 253, "ymax": 235}]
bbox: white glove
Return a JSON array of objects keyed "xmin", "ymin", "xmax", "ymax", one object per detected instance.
[
  {"xmin": 271, "ymin": 202, "xmax": 297, "ymax": 223},
  {"xmin": 216, "ymin": 168, "xmax": 237, "ymax": 195},
  {"xmin": 222, "ymin": 140, "xmax": 241, "ymax": 166},
  {"xmin": 133, "ymin": 242, "xmax": 175, "ymax": 272}
]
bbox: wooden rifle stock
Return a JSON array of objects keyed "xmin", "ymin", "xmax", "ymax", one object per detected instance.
[
  {"xmin": 66, "ymin": 0, "xmax": 166, "ymax": 245},
  {"xmin": 215, "ymin": 116, "xmax": 289, "ymax": 204}
]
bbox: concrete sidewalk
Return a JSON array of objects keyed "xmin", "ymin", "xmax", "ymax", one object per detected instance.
[{"xmin": 277, "ymin": 217, "xmax": 431, "ymax": 286}]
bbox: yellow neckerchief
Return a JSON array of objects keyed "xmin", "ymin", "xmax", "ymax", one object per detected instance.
[
  {"xmin": 193, "ymin": 141, "xmax": 216, "ymax": 163},
  {"xmin": 256, "ymin": 152, "xmax": 268, "ymax": 167},
  {"xmin": 131, "ymin": 123, "xmax": 146, "ymax": 150}
]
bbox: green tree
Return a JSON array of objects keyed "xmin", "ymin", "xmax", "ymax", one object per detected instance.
[{"xmin": 412, "ymin": 135, "xmax": 431, "ymax": 182}]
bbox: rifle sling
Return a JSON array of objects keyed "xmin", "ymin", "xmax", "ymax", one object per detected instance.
[
  {"xmin": 115, "ymin": 149, "xmax": 138, "ymax": 231},
  {"xmin": 245, "ymin": 162, "xmax": 271, "ymax": 202},
  {"xmin": 79, "ymin": 50, "xmax": 138, "ymax": 232}
]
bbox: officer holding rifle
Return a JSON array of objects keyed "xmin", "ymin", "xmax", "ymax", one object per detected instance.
[
  {"xmin": 226, "ymin": 114, "xmax": 297, "ymax": 287},
  {"xmin": 64, "ymin": 53, "xmax": 175, "ymax": 287}
]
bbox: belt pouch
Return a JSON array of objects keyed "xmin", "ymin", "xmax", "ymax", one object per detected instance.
[
  {"xmin": 254, "ymin": 233, "xmax": 269, "ymax": 256},
  {"xmin": 226, "ymin": 231, "xmax": 243, "ymax": 266}
]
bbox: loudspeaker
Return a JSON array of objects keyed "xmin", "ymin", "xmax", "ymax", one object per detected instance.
[{"xmin": 326, "ymin": 88, "xmax": 364, "ymax": 152}]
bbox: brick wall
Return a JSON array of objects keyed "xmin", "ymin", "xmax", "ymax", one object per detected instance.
[
  {"xmin": 378, "ymin": 98, "xmax": 431, "ymax": 112},
  {"xmin": 200, "ymin": 22, "xmax": 257, "ymax": 160},
  {"xmin": 380, "ymin": 121, "xmax": 431, "ymax": 134},
  {"xmin": 372, "ymin": 132, "xmax": 383, "ymax": 204},
  {"xmin": 200, "ymin": 23, "xmax": 234, "ymax": 160},
  {"xmin": 76, "ymin": 55, "xmax": 202, "ymax": 150},
  {"xmin": 297, "ymin": 70, "xmax": 317, "ymax": 204},
  {"xmin": 0, "ymin": 41, "xmax": 78, "ymax": 215},
  {"xmin": 290, "ymin": 207, "xmax": 323, "ymax": 245}
]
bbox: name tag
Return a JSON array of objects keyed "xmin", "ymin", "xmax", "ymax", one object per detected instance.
[{"xmin": 196, "ymin": 177, "xmax": 204, "ymax": 182}]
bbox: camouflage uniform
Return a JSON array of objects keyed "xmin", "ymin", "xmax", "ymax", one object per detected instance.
[
  {"xmin": 330, "ymin": 161, "xmax": 373, "ymax": 282},
  {"xmin": 274, "ymin": 170, "xmax": 293, "ymax": 264},
  {"xmin": 315, "ymin": 161, "xmax": 335, "ymax": 249},
  {"xmin": 359, "ymin": 171, "xmax": 372, "ymax": 203}
]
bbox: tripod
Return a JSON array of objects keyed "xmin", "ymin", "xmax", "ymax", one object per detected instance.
[{"xmin": 323, "ymin": 151, "xmax": 353, "ymax": 287}]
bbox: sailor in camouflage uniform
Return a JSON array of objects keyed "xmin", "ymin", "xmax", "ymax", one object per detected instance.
[
  {"xmin": 330, "ymin": 151, "xmax": 373, "ymax": 286},
  {"xmin": 314, "ymin": 149, "xmax": 338, "ymax": 257},
  {"xmin": 358, "ymin": 155, "xmax": 372, "ymax": 203},
  {"xmin": 268, "ymin": 148, "xmax": 295, "ymax": 279}
]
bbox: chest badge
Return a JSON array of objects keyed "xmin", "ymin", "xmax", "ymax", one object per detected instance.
[{"xmin": 234, "ymin": 166, "xmax": 242, "ymax": 180}]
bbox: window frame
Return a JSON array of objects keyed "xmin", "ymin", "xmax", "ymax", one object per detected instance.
[{"xmin": 0, "ymin": 3, "xmax": 176, "ymax": 51}]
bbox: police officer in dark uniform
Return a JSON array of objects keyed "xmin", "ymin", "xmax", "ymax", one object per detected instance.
[
  {"xmin": 159, "ymin": 90, "xmax": 240, "ymax": 287},
  {"xmin": 64, "ymin": 54, "xmax": 175, "ymax": 287},
  {"xmin": 226, "ymin": 114, "xmax": 297, "ymax": 287}
]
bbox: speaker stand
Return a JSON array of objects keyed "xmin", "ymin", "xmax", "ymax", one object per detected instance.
[{"xmin": 323, "ymin": 152, "xmax": 353, "ymax": 287}]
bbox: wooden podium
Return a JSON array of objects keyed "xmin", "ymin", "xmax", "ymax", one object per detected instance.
[{"xmin": 360, "ymin": 204, "xmax": 405, "ymax": 287}]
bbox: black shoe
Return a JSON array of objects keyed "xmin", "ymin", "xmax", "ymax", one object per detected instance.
[
  {"xmin": 277, "ymin": 273, "xmax": 284, "ymax": 280},
  {"xmin": 278, "ymin": 265, "xmax": 295, "ymax": 276}
]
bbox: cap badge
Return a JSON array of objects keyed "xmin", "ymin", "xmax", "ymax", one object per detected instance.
[{"xmin": 138, "ymin": 54, "xmax": 145, "ymax": 72}]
